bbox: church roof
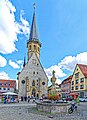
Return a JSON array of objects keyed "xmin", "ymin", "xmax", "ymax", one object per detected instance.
[
  {"xmin": 29, "ymin": 11, "xmax": 38, "ymax": 40},
  {"xmin": 29, "ymin": 5, "xmax": 41, "ymax": 46}
]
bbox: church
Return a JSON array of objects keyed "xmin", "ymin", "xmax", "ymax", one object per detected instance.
[{"xmin": 18, "ymin": 5, "xmax": 48, "ymax": 98}]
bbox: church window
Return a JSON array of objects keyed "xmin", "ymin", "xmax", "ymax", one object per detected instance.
[
  {"xmin": 29, "ymin": 45, "xmax": 31, "ymax": 50},
  {"xmin": 32, "ymin": 80, "xmax": 35, "ymax": 86},
  {"xmin": 37, "ymin": 72, "xmax": 38, "ymax": 74},
  {"xmin": 33, "ymin": 71, "xmax": 35, "ymax": 75},
  {"xmin": 34, "ymin": 45, "xmax": 36, "ymax": 50},
  {"xmin": 37, "ymin": 63, "xmax": 39, "ymax": 66},
  {"xmin": 21, "ymin": 80, "xmax": 25, "ymax": 84},
  {"xmin": 37, "ymin": 80, "xmax": 38, "ymax": 82},
  {"xmin": 38, "ymin": 47, "xmax": 39, "ymax": 51}
]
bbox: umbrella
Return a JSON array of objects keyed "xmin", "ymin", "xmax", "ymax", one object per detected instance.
[{"xmin": 2, "ymin": 92, "xmax": 18, "ymax": 96}]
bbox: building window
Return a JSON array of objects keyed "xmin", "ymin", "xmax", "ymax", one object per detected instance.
[
  {"xmin": 72, "ymin": 81, "xmax": 74, "ymax": 85},
  {"xmin": 37, "ymin": 72, "xmax": 38, "ymax": 74},
  {"xmin": 0, "ymin": 88, "xmax": 1, "ymax": 90},
  {"xmin": 37, "ymin": 80, "xmax": 38, "ymax": 82},
  {"xmin": 72, "ymin": 87, "xmax": 74, "ymax": 90},
  {"xmin": 29, "ymin": 45, "xmax": 31, "ymax": 50},
  {"xmin": 34, "ymin": 45, "xmax": 36, "ymax": 50},
  {"xmin": 3, "ymin": 88, "xmax": 6, "ymax": 90},
  {"xmin": 33, "ymin": 71, "xmax": 35, "ymax": 75},
  {"xmin": 38, "ymin": 47, "xmax": 39, "ymax": 51},
  {"xmin": 75, "ymin": 73, "xmax": 79, "ymax": 79},
  {"xmin": 4, "ymin": 83, "xmax": 6, "ymax": 86},
  {"xmin": 8, "ymin": 83, "xmax": 10, "ymax": 86},
  {"xmin": 75, "ymin": 86, "xmax": 78, "ymax": 90},
  {"xmin": 32, "ymin": 80, "xmax": 35, "ymax": 86},
  {"xmin": 80, "ymin": 85, "xmax": 84, "ymax": 89},
  {"xmin": 0, "ymin": 83, "xmax": 2, "ymax": 86},
  {"xmin": 75, "ymin": 79, "xmax": 78, "ymax": 84},
  {"xmin": 80, "ymin": 78, "xmax": 84, "ymax": 83},
  {"xmin": 7, "ymin": 88, "xmax": 10, "ymax": 90}
]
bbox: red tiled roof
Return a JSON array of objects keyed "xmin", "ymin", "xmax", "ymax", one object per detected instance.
[
  {"xmin": 61, "ymin": 75, "xmax": 73, "ymax": 84},
  {"xmin": 0, "ymin": 79, "xmax": 16, "ymax": 82},
  {"xmin": 78, "ymin": 64, "xmax": 87, "ymax": 78}
]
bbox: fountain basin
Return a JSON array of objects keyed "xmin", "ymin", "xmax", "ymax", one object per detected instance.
[{"xmin": 36, "ymin": 100, "xmax": 71, "ymax": 114}]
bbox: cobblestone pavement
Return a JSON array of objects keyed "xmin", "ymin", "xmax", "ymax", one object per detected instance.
[{"xmin": 0, "ymin": 102, "xmax": 87, "ymax": 120}]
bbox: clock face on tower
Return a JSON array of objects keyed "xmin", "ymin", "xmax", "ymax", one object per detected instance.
[{"xmin": 32, "ymin": 59, "xmax": 36, "ymax": 64}]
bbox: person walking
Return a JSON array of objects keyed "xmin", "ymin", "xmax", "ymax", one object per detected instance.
[
  {"xmin": 76, "ymin": 96, "xmax": 80, "ymax": 105},
  {"xmin": 28, "ymin": 96, "xmax": 30, "ymax": 103}
]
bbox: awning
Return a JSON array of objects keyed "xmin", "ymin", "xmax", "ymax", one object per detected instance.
[
  {"xmin": 2, "ymin": 92, "xmax": 18, "ymax": 96},
  {"xmin": 68, "ymin": 92, "xmax": 78, "ymax": 96}
]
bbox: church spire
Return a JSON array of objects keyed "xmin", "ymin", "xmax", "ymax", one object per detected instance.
[
  {"xmin": 29, "ymin": 3, "xmax": 39, "ymax": 41},
  {"xmin": 27, "ymin": 3, "xmax": 41, "ymax": 60}
]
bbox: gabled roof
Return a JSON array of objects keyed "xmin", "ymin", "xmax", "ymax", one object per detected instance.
[
  {"xmin": 77, "ymin": 64, "xmax": 87, "ymax": 78},
  {"xmin": 61, "ymin": 75, "xmax": 73, "ymax": 84},
  {"xmin": 19, "ymin": 52, "xmax": 48, "ymax": 81}
]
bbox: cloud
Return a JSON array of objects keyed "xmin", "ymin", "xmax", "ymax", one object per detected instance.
[
  {"xmin": 0, "ymin": 55, "xmax": 7, "ymax": 67},
  {"xmin": 45, "ymin": 52, "xmax": 87, "ymax": 84},
  {"xmin": 0, "ymin": 71, "xmax": 10, "ymax": 79},
  {"xmin": 59, "ymin": 52, "xmax": 87, "ymax": 71},
  {"xmin": 9, "ymin": 60, "xmax": 20, "ymax": 69},
  {"xmin": 16, "ymin": 60, "xmax": 23, "ymax": 64},
  {"xmin": 58, "ymin": 56, "xmax": 76, "ymax": 71},
  {"xmin": 0, "ymin": 0, "xmax": 29, "ymax": 54},
  {"xmin": 44, "ymin": 65, "xmax": 66, "ymax": 84}
]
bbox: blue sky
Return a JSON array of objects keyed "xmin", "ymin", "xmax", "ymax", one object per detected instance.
[{"xmin": 0, "ymin": 0, "xmax": 87, "ymax": 85}]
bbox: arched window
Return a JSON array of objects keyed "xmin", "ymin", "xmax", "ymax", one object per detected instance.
[
  {"xmin": 34, "ymin": 45, "xmax": 36, "ymax": 50},
  {"xmin": 29, "ymin": 45, "xmax": 31, "ymax": 50},
  {"xmin": 32, "ymin": 80, "xmax": 35, "ymax": 86},
  {"xmin": 38, "ymin": 47, "xmax": 39, "ymax": 51}
]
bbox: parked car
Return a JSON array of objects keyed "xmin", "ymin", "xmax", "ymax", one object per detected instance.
[{"xmin": 79, "ymin": 97, "xmax": 87, "ymax": 102}]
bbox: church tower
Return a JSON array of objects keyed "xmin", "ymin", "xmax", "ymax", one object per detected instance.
[
  {"xmin": 27, "ymin": 4, "xmax": 41, "ymax": 60},
  {"xmin": 18, "ymin": 4, "xmax": 48, "ymax": 99}
]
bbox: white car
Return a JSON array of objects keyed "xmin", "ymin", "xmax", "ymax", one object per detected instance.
[{"xmin": 79, "ymin": 97, "xmax": 87, "ymax": 102}]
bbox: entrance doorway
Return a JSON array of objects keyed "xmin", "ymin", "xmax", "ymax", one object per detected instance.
[{"xmin": 32, "ymin": 88, "xmax": 36, "ymax": 97}]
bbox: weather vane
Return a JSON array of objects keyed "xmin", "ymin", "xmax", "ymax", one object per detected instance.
[{"xmin": 33, "ymin": 3, "xmax": 36, "ymax": 10}]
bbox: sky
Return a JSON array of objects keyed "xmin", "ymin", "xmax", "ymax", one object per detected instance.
[{"xmin": 1, "ymin": 0, "xmax": 87, "ymax": 86}]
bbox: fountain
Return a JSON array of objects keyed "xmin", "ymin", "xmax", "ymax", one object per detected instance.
[{"xmin": 36, "ymin": 70, "xmax": 71, "ymax": 114}]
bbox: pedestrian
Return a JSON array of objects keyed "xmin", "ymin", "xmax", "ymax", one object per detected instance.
[
  {"xmin": 17, "ymin": 98, "xmax": 19, "ymax": 103},
  {"xmin": 28, "ymin": 96, "xmax": 30, "ymax": 103},
  {"xmin": 4, "ymin": 98, "xmax": 6, "ymax": 104},
  {"xmin": 76, "ymin": 96, "xmax": 80, "ymax": 105}
]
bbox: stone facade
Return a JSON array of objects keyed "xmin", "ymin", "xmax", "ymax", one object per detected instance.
[{"xmin": 36, "ymin": 102, "xmax": 71, "ymax": 113}]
